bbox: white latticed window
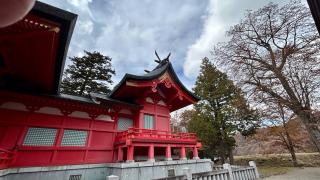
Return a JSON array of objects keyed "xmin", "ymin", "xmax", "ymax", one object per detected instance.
[
  {"xmin": 117, "ymin": 118, "xmax": 133, "ymax": 131},
  {"xmin": 23, "ymin": 127, "xmax": 57, "ymax": 146},
  {"xmin": 61, "ymin": 130, "xmax": 88, "ymax": 146},
  {"xmin": 144, "ymin": 114, "xmax": 154, "ymax": 129}
]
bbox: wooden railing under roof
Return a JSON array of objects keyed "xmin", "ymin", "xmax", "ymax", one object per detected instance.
[{"xmin": 115, "ymin": 127, "xmax": 198, "ymax": 144}]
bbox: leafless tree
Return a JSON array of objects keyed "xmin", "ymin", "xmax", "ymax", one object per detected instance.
[
  {"xmin": 214, "ymin": 1, "xmax": 320, "ymax": 151},
  {"xmin": 261, "ymin": 102, "xmax": 299, "ymax": 166},
  {"xmin": 170, "ymin": 111, "xmax": 180, "ymax": 133}
]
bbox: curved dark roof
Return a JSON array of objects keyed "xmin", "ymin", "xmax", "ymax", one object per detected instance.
[
  {"xmin": 0, "ymin": 2, "xmax": 77, "ymax": 95},
  {"xmin": 41, "ymin": 93, "xmax": 141, "ymax": 109},
  {"xmin": 31, "ymin": 2, "xmax": 77, "ymax": 94},
  {"xmin": 308, "ymin": 0, "xmax": 320, "ymax": 33},
  {"xmin": 109, "ymin": 61, "xmax": 200, "ymax": 101},
  {"xmin": 90, "ymin": 92, "xmax": 141, "ymax": 109}
]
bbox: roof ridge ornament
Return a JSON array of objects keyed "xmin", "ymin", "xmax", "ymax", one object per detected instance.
[
  {"xmin": 154, "ymin": 50, "xmax": 171, "ymax": 64},
  {"xmin": 144, "ymin": 51, "xmax": 171, "ymax": 73}
]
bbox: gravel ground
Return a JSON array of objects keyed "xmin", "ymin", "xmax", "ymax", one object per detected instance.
[{"xmin": 262, "ymin": 167, "xmax": 320, "ymax": 180}]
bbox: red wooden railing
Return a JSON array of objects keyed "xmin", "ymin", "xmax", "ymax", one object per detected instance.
[
  {"xmin": 115, "ymin": 127, "xmax": 198, "ymax": 143},
  {"xmin": 0, "ymin": 148, "xmax": 15, "ymax": 169}
]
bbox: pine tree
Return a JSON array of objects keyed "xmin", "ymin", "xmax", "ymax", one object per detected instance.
[
  {"xmin": 188, "ymin": 57, "xmax": 259, "ymax": 163},
  {"xmin": 60, "ymin": 51, "xmax": 115, "ymax": 96}
]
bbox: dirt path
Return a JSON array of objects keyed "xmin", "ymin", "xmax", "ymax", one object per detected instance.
[{"xmin": 262, "ymin": 167, "xmax": 320, "ymax": 180}]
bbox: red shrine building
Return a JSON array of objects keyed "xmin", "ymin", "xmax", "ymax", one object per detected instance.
[{"xmin": 0, "ymin": 1, "xmax": 202, "ymax": 172}]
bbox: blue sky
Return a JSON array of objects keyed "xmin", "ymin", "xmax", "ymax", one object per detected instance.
[{"xmin": 41, "ymin": 0, "xmax": 292, "ymax": 90}]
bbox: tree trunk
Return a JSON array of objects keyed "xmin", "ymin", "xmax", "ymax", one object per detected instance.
[
  {"xmin": 296, "ymin": 111, "xmax": 320, "ymax": 152},
  {"xmin": 283, "ymin": 123, "xmax": 298, "ymax": 167},
  {"xmin": 220, "ymin": 154, "xmax": 225, "ymax": 164},
  {"xmin": 78, "ymin": 68, "xmax": 92, "ymax": 96},
  {"xmin": 228, "ymin": 148, "xmax": 234, "ymax": 164},
  {"xmin": 304, "ymin": 123, "xmax": 320, "ymax": 152},
  {"xmin": 79, "ymin": 77, "xmax": 88, "ymax": 96},
  {"xmin": 288, "ymin": 144, "xmax": 298, "ymax": 167}
]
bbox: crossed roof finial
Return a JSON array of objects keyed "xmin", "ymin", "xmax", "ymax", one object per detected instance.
[
  {"xmin": 144, "ymin": 51, "xmax": 171, "ymax": 73},
  {"xmin": 154, "ymin": 50, "xmax": 171, "ymax": 64}
]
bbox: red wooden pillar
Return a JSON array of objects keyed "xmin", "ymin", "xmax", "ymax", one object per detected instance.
[
  {"xmin": 117, "ymin": 147, "xmax": 123, "ymax": 162},
  {"xmin": 139, "ymin": 110, "xmax": 144, "ymax": 129},
  {"xmin": 165, "ymin": 145, "xmax": 172, "ymax": 161},
  {"xmin": 193, "ymin": 146, "xmax": 199, "ymax": 160},
  {"xmin": 180, "ymin": 146, "xmax": 186, "ymax": 160},
  {"xmin": 148, "ymin": 145, "xmax": 155, "ymax": 162},
  {"xmin": 126, "ymin": 145, "xmax": 134, "ymax": 162}
]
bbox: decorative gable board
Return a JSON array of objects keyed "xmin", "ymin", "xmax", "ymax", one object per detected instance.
[
  {"xmin": 119, "ymin": 109, "xmax": 132, "ymax": 115},
  {"xmin": 36, "ymin": 106, "xmax": 63, "ymax": 116},
  {"xmin": 0, "ymin": 102, "xmax": 27, "ymax": 111},
  {"xmin": 96, "ymin": 115, "xmax": 113, "ymax": 122},
  {"xmin": 146, "ymin": 97, "xmax": 154, "ymax": 103},
  {"xmin": 69, "ymin": 111, "xmax": 90, "ymax": 119},
  {"xmin": 157, "ymin": 100, "xmax": 166, "ymax": 106}
]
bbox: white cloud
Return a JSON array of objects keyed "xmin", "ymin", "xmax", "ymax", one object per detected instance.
[
  {"xmin": 77, "ymin": 20, "xmax": 94, "ymax": 35},
  {"xmin": 41, "ymin": 0, "xmax": 292, "ymax": 89},
  {"xmin": 184, "ymin": 0, "xmax": 222, "ymax": 78},
  {"xmin": 91, "ymin": 0, "xmax": 207, "ymax": 84},
  {"xmin": 66, "ymin": 0, "xmax": 93, "ymax": 19},
  {"xmin": 66, "ymin": 0, "xmax": 92, "ymax": 8},
  {"xmin": 183, "ymin": 0, "xmax": 292, "ymax": 79}
]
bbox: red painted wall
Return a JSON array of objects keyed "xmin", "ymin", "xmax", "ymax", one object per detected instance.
[
  {"xmin": 0, "ymin": 92, "xmax": 174, "ymax": 169},
  {"xmin": 138, "ymin": 97, "xmax": 170, "ymax": 131},
  {"xmin": 0, "ymin": 107, "xmax": 120, "ymax": 167}
]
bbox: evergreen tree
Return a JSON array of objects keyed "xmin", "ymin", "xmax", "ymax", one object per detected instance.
[
  {"xmin": 188, "ymin": 57, "xmax": 259, "ymax": 163},
  {"xmin": 60, "ymin": 51, "xmax": 115, "ymax": 96}
]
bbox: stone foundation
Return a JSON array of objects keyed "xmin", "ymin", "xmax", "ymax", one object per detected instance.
[
  {"xmin": 0, "ymin": 159, "xmax": 212, "ymax": 180},
  {"xmin": 107, "ymin": 159, "xmax": 212, "ymax": 180}
]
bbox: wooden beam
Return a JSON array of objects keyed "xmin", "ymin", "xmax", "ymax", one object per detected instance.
[
  {"xmin": 126, "ymin": 81, "xmax": 156, "ymax": 87},
  {"xmin": 166, "ymin": 93, "xmax": 180, "ymax": 104}
]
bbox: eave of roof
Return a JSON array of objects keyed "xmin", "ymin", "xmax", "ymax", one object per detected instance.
[
  {"xmin": 307, "ymin": 0, "xmax": 320, "ymax": 33},
  {"xmin": 109, "ymin": 62, "xmax": 200, "ymax": 101},
  {"xmin": 90, "ymin": 92, "xmax": 142, "ymax": 109},
  {"xmin": 31, "ymin": 1, "xmax": 77, "ymax": 94},
  {"xmin": 49, "ymin": 93, "xmax": 141, "ymax": 109}
]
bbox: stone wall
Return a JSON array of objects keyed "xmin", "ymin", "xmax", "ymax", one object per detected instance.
[
  {"xmin": 0, "ymin": 159, "xmax": 212, "ymax": 180},
  {"xmin": 107, "ymin": 159, "xmax": 212, "ymax": 180}
]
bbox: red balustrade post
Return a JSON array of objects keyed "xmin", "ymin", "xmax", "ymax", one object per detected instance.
[
  {"xmin": 126, "ymin": 145, "xmax": 134, "ymax": 163},
  {"xmin": 148, "ymin": 145, "xmax": 155, "ymax": 162},
  {"xmin": 180, "ymin": 146, "xmax": 187, "ymax": 160},
  {"xmin": 117, "ymin": 147, "xmax": 123, "ymax": 162},
  {"xmin": 192, "ymin": 146, "xmax": 199, "ymax": 160},
  {"xmin": 165, "ymin": 145, "xmax": 172, "ymax": 161}
]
